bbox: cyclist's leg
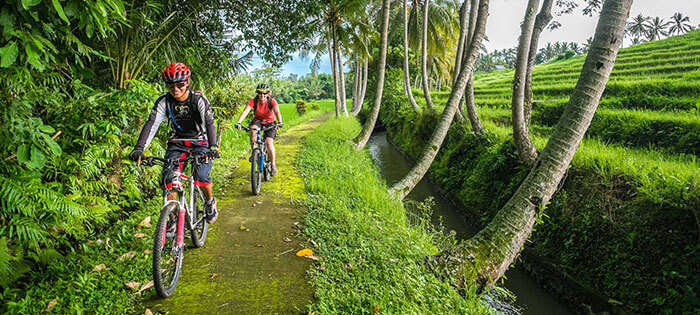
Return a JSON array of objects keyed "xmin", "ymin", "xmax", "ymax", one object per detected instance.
[
  {"xmin": 263, "ymin": 125, "xmax": 278, "ymax": 175},
  {"xmin": 163, "ymin": 145, "xmax": 187, "ymax": 201},
  {"xmin": 249, "ymin": 120, "xmax": 262, "ymax": 149},
  {"xmin": 193, "ymin": 145, "xmax": 217, "ymax": 223}
]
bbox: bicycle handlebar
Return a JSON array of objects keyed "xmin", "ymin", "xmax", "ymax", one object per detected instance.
[
  {"xmin": 239, "ymin": 124, "xmax": 278, "ymax": 132},
  {"xmin": 140, "ymin": 155, "xmax": 207, "ymax": 167}
]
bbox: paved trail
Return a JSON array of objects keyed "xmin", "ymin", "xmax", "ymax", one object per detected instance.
[{"xmin": 144, "ymin": 114, "xmax": 329, "ymax": 314}]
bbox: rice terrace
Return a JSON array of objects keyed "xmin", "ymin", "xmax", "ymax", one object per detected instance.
[{"xmin": 0, "ymin": 0, "xmax": 698, "ymax": 314}]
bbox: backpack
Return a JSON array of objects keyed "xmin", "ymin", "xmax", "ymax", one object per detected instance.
[{"xmin": 165, "ymin": 90, "xmax": 203, "ymax": 132}]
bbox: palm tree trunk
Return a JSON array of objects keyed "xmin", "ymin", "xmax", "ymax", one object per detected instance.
[
  {"xmin": 462, "ymin": 0, "xmax": 632, "ymax": 289},
  {"xmin": 328, "ymin": 26, "xmax": 341, "ymax": 118},
  {"xmin": 351, "ymin": 59, "xmax": 361, "ymax": 114},
  {"xmin": 421, "ymin": 0, "xmax": 436, "ymax": 111},
  {"xmin": 389, "ymin": 0, "xmax": 490, "ymax": 198},
  {"xmin": 354, "ymin": 0, "xmax": 391, "ymax": 150},
  {"xmin": 403, "ymin": 0, "xmax": 421, "ymax": 111},
  {"xmin": 465, "ymin": 76, "xmax": 483, "ymax": 135},
  {"xmin": 453, "ymin": 1, "xmax": 469, "ymax": 86},
  {"xmin": 511, "ymin": 0, "xmax": 540, "ymax": 165},
  {"xmin": 524, "ymin": 0, "xmax": 554, "ymax": 126},
  {"xmin": 336, "ymin": 44, "xmax": 349, "ymax": 116},
  {"xmin": 463, "ymin": 0, "xmax": 483, "ymax": 135},
  {"xmin": 353, "ymin": 57, "xmax": 369, "ymax": 116}
]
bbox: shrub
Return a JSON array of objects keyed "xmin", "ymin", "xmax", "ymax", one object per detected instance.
[
  {"xmin": 295, "ymin": 99, "xmax": 307, "ymax": 116},
  {"xmin": 309, "ymin": 102, "xmax": 320, "ymax": 111}
]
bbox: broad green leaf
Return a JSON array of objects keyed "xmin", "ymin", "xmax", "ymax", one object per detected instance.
[
  {"xmin": 51, "ymin": 0, "xmax": 70, "ymax": 24},
  {"xmin": 24, "ymin": 43, "xmax": 45, "ymax": 71},
  {"xmin": 0, "ymin": 7, "xmax": 15, "ymax": 29},
  {"xmin": 39, "ymin": 133, "xmax": 62, "ymax": 156},
  {"xmin": 39, "ymin": 124, "xmax": 55, "ymax": 134},
  {"xmin": 0, "ymin": 42, "xmax": 18, "ymax": 68},
  {"xmin": 30, "ymin": 145, "xmax": 46, "ymax": 169},
  {"xmin": 17, "ymin": 144, "xmax": 29, "ymax": 164},
  {"xmin": 21, "ymin": 0, "xmax": 41, "ymax": 10}
]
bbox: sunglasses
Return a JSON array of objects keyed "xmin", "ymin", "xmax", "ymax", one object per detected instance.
[
  {"xmin": 256, "ymin": 89, "xmax": 270, "ymax": 94},
  {"xmin": 168, "ymin": 82, "xmax": 187, "ymax": 90}
]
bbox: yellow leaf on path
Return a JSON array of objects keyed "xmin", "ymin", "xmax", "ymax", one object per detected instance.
[
  {"xmin": 118, "ymin": 251, "xmax": 136, "ymax": 261},
  {"xmin": 125, "ymin": 281, "xmax": 140, "ymax": 290},
  {"xmin": 134, "ymin": 233, "xmax": 148, "ymax": 238},
  {"xmin": 137, "ymin": 216, "xmax": 151, "ymax": 229},
  {"xmin": 296, "ymin": 248, "xmax": 313, "ymax": 257},
  {"xmin": 255, "ymin": 244, "xmax": 264, "ymax": 247},
  {"xmin": 144, "ymin": 309, "xmax": 153, "ymax": 315},
  {"xmin": 239, "ymin": 225, "xmax": 249, "ymax": 231},
  {"xmin": 45, "ymin": 297, "xmax": 58, "ymax": 312}
]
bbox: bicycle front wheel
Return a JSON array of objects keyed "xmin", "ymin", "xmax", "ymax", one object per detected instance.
[
  {"xmin": 153, "ymin": 203, "xmax": 184, "ymax": 298},
  {"xmin": 251, "ymin": 149, "xmax": 262, "ymax": 195},
  {"xmin": 190, "ymin": 186, "xmax": 208, "ymax": 247}
]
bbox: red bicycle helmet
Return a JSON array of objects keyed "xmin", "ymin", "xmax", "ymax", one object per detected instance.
[{"xmin": 162, "ymin": 62, "xmax": 191, "ymax": 83}]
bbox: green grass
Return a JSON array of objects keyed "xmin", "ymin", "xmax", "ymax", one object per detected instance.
[
  {"xmin": 2, "ymin": 99, "xmax": 335, "ymax": 314},
  {"xmin": 296, "ymin": 117, "xmax": 492, "ymax": 314}
]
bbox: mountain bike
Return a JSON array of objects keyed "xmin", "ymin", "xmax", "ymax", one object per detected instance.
[
  {"xmin": 240, "ymin": 124, "xmax": 278, "ymax": 195},
  {"xmin": 140, "ymin": 154, "xmax": 209, "ymax": 298}
]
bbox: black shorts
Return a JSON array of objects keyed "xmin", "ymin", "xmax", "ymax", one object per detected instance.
[
  {"xmin": 250, "ymin": 120, "xmax": 277, "ymax": 140},
  {"xmin": 161, "ymin": 140, "xmax": 213, "ymax": 188}
]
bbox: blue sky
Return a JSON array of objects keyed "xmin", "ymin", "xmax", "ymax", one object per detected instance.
[{"xmin": 250, "ymin": 0, "xmax": 700, "ymax": 77}]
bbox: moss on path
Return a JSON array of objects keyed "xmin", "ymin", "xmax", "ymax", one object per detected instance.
[{"xmin": 143, "ymin": 114, "xmax": 330, "ymax": 314}]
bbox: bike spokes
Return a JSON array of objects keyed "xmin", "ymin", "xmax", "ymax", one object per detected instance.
[{"xmin": 153, "ymin": 204, "xmax": 184, "ymax": 297}]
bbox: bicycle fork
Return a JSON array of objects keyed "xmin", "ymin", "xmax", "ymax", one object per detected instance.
[{"xmin": 160, "ymin": 200, "xmax": 187, "ymax": 248}]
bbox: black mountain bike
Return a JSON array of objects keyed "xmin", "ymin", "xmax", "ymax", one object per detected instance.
[
  {"xmin": 240, "ymin": 124, "xmax": 278, "ymax": 195},
  {"xmin": 139, "ymin": 154, "xmax": 208, "ymax": 298}
]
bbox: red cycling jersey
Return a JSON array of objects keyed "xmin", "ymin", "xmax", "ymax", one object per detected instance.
[{"xmin": 247, "ymin": 97, "xmax": 278, "ymax": 124}]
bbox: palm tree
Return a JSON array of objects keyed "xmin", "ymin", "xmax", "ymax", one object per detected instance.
[
  {"xmin": 402, "ymin": 0, "xmax": 421, "ymax": 111},
  {"xmin": 524, "ymin": 0, "xmax": 554, "ymax": 126},
  {"xmin": 389, "ymin": 0, "xmax": 489, "ymax": 198},
  {"xmin": 626, "ymin": 14, "xmax": 649, "ymax": 42},
  {"xmin": 354, "ymin": 0, "xmax": 391, "ymax": 150},
  {"xmin": 669, "ymin": 13, "xmax": 693, "ymax": 36},
  {"xmin": 462, "ymin": 0, "xmax": 633, "ymax": 289},
  {"xmin": 646, "ymin": 17, "xmax": 671, "ymax": 41},
  {"xmin": 511, "ymin": 0, "xmax": 540, "ymax": 165}
]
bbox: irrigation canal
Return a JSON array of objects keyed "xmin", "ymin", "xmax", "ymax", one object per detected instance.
[{"xmin": 367, "ymin": 131, "xmax": 572, "ymax": 315}]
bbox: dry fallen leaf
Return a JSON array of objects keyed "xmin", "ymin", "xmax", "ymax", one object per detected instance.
[
  {"xmin": 125, "ymin": 281, "xmax": 140, "ymax": 290},
  {"xmin": 210, "ymin": 273, "xmax": 218, "ymax": 279},
  {"xmin": 373, "ymin": 305, "xmax": 380, "ymax": 314},
  {"xmin": 283, "ymin": 237, "xmax": 292, "ymax": 242},
  {"xmin": 118, "ymin": 251, "xmax": 137, "ymax": 261},
  {"xmin": 45, "ymin": 297, "xmax": 58, "ymax": 312},
  {"xmin": 239, "ymin": 225, "xmax": 249, "ymax": 231},
  {"xmin": 255, "ymin": 244, "xmax": 264, "ymax": 247},
  {"xmin": 144, "ymin": 309, "xmax": 153, "ymax": 315},
  {"xmin": 137, "ymin": 281, "xmax": 154, "ymax": 295},
  {"xmin": 92, "ymin": 264, "xmax": 110, "ymax": 272},
  {"xmin": 144, "ymin": 249, "xmax": 152, "ymax": 254},
  {"xmin": 137, "ymin": 216, "xmax": 151, "ymax": 229},
  {"xmin": 305, "ymin": 255, "xmax": 319, "ymax": 261},
  {"xmin": 296, "ymin": 248, "xmax": 313, "ymax": 257},
  {"xmin": 134, "ymin": 233, "xmax": 148, "ymax": 238}
]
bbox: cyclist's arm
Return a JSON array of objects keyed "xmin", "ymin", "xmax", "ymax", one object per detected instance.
[
  {"xmin": 196, "ymin": 93, "xmax": 218, "ymax": 147},
  {"xmin": 135, "ymin": 95, "xmax": 167, "ymax": 151},
  {"xmin": 235, "ymin": 102, "xmax": 253, "ymax": 124},
  {"xmin": 272, "ymin": 99, "xmax": 282, "ymax": 124}
]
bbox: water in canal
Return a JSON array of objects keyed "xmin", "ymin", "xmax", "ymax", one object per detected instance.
[{"xmin": 368, "ymin": 131, "xmax": 572, "ymax": 315}]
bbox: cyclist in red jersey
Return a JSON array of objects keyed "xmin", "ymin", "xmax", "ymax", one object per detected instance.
[{"xmin": 234, "ymin": 83, "xmax": 283, "ymax": 176}]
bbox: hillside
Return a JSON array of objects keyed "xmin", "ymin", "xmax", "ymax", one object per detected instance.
[{"xmin": 392, "ymin": 30, "xmax": 699, "ymax": 313}]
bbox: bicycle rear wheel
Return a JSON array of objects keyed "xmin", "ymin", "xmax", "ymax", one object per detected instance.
[
  {"xmin": 251, "ymin": 149, "xmax": 262, "ymax": 195},
  {"xmin": 190, "ymin": 186, "xmax": 208, "ymax": 247},
  {"xmin": 153, "ymin": 203, "xmax": 184, "ymax": 298}
]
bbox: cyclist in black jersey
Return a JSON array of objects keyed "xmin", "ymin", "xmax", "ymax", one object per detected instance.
[{"xmin": 129, "ymin": 62, "xmax": 221, "ymax": 223}]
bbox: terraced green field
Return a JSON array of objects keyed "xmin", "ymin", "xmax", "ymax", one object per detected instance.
[{"xmin": 400, "ymin": 30, "xmax": 699, "ymax": 313}]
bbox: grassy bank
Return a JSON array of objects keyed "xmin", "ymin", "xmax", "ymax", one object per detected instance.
[
  {"xmin": 295, "ymin": 117, "xmax": 492, "ymax": 314},
  {"xmin": 1, "ymin": 99, "xmax": 334, "ymax": 313}
]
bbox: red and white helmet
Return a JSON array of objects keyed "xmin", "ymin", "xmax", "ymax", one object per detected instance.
[{"xmin": 162, "ymin": 62, "xmax": 191, "ymax": 84}]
